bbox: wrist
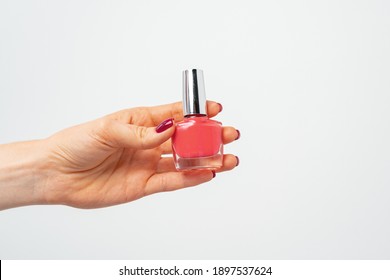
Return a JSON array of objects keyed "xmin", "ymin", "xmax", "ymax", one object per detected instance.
[{"xmin": 0, "ymin": 140, "xmax": 49, "ymax": 210}]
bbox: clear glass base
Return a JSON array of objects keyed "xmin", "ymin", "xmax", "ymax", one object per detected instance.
[{"xmin": 174, "ymin": 153, "xmax": 223, "ymax": 171}]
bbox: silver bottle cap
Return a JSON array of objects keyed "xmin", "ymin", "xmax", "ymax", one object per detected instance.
[{"xmin": 182, "ymin": 69, "xmax": 207, "ymax": 116}]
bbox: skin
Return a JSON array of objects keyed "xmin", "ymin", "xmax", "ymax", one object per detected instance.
[{"xmin": 0, "ymin": 101, "xmax": 239, "ymax": 210}]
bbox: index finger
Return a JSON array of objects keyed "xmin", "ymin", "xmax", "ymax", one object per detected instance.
[{"xmin": 148, "ymin": 100, "xmax": 223, "ymax": 125}]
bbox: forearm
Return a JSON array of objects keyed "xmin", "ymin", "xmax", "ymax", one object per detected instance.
[{"xmin": 0, "ymin": 140, "xmax": 48, "ymax": 210}]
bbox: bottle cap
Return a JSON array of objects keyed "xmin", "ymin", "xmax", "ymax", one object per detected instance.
[{"xmin": 182, "ymin": 69, "xmax": 207, "ymax": 116}]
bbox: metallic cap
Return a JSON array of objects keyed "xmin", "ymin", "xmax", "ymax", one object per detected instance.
[{"xmin": 182, "ymin": 69, "xmax": 207, "ymax": 116}]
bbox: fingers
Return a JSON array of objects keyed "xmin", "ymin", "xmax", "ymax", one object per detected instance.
[
  {"xmin": 156, "ymin": 157, "xmax": 176, "ymax": 173},
  {"xmin": 148, "ymin": 100, "xmax": 223, "ymax": 125},
  {"xmin": 92, "ymin": 118, "xmax": 175, "ymax": 149},
  {"xmin": 160, "ymin": 139, "xmax": 173, "ymax": 154},
  {"xmin": 215, "ymin": 154, "xmax": 239, "ymax": 173},
  {"xmin": 144, "ymin": 170, "xmax": 215, "ymax": 196},
  {"xmin": 222, "ymin": 126, "xmax": 241, "ymax": 144},
  {"xmin": 149, "ymin": 154, "xmax": 239, "ymax": 195},
  {"xmin": 156, "ymin": 154, "xmax": 239, "ymax": 173},
  {"xmin": 160, "ymin": 127, "xmax": 240, "ymax": 154}
]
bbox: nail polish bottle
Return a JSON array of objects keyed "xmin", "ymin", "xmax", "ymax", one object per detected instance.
[{"xmin": 172, "ymin": 69, "xmax": 223, "ymax": 171}]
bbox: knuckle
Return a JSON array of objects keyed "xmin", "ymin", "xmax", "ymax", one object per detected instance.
[
  {"xmin": 135, "ymin": 126, "xmax": 150, "ymax": 149},
  {"xmin": 132, "ymin": 107, "xmax": 151, "ymax": 125},
  {"xmin": 97, "ymin": 118, "xmax": 112, "ymax": 137},
  {"xmin": 91, "ymin": 118, "xmax": 115, "ymax": 146},
  {"xmin": 159, "ymin": 175, "xmax": 169, "ymax": 192}
]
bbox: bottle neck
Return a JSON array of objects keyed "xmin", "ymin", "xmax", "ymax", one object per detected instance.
[{"xmin": 184, "ymin": 114, "xmax": 207, "ymax": 118}]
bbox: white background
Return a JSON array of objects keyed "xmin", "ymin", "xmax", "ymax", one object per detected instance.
[{"xmin": 0, "ymin": 0, "xmax": 389, "ymax": 259}]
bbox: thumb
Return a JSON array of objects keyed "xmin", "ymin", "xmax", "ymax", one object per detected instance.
[{"xmin": 99, "ymin": 118, "xmax": 175, "ymax": 149}]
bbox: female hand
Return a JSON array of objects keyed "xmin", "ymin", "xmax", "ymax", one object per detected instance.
[{"xmin": 0, "ymin": 101, "xmax": 239, "ymax": 210}]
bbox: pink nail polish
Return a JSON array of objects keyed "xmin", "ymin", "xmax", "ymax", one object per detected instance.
[
  {"xmin": 156, "ymin": 118, "xmax": 174, "ymax": 133},
  {"xmin": 172, "ymin": 69, "xmax": 223, "ymax": 171}
]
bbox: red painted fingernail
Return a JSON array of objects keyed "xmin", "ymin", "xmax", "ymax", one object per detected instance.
[
  {"xmin": 235, "ymin": 156, "xmax": 240, "ymax": 166},
  {"xmin": 235, "ymin": 130, "xmax": 241, "ymax": 140},
  {"xmin": 217, "ymin": 103, "xmax": 223, "ymax": 112},
  {"xmin": 155, "ymin": 118, "xmax": 174, "ymax": 133},
  {"xmin": 212, "ymin": 170, "xmax": 216, "ymax": 178}
]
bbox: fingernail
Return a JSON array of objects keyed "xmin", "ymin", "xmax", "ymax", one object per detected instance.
[
  {"xmin": 217, "ymin": 103, "xmax": 223, "ymax": 112},
  {"xmin": 235, "ymin": 130, "xmax": 241, "ymax": 140},
  {"xmin": 212, "ymin": 170, "xmax": 216, "ymax": 178},
  {"xmin": 156, "ymin": 118, "xmax": 174, "ymax": 133},
  {"xmin": 235, "ymin": 156, "xmax": 240, "ymax": 166}
]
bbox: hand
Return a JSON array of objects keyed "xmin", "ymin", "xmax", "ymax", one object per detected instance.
[{"xmin": 14, "ymin": 101, "xmax": 239, "ymax": 209}]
